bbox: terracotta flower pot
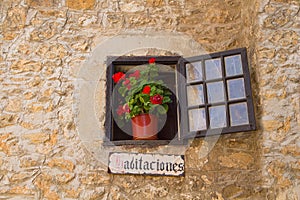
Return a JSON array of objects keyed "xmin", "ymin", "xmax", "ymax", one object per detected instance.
[{"xmin": 131, "ymin": 114, "xmax": 158, "ymax": 140}]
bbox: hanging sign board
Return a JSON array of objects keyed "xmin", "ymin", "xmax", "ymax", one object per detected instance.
[{"xmin": 108, "ymin": 152, "xmax": 185, "ymax": 176}]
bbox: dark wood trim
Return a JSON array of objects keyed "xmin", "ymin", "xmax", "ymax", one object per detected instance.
[
  {"xmin": 181, "ymin": 47, "xmax": 256, "ymax": 139},
  {"xmin": 104, "ymin": 63, "xmax": 113, "ymax": 142},
  {"xmin": 103, "ymin": 139, "xmax": 185, "ymax": 146},
  {"xmin": 182, "ymin": 124, "xmax": 255, "ymax": 139},
  {"xmin": 241, "ymin": 48, "xmax": 256, "ymax": 130},
  {"xmin": 108, "ymin": 56, "xmax": 181, "ymax": 65}
]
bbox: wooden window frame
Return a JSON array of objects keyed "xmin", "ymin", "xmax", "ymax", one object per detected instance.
[{"xmin": 179, "ymin": 48, "xmax": 256, "ymax": 139}]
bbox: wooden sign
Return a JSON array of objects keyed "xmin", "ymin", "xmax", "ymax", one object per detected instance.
[{"xmin": 108, "ymin": 152, "xmax": 185, "ymax": 176}]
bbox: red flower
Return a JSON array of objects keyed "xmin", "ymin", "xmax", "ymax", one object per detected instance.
[
  {"xmin": 142, "ymin": 85, "xmax": 151, "ymax": 94},
  {"xmin": 112, "ymin": 72, "xmax": 125, "ymax": 83},
  {"xmin": 117, "ymin": 104, "xmax": 130, "ymax": 116},
  {"xmin": 129, "ymin": 70, "xmax": 140, "ymax": 79},
  {"xmin": 116, "ymin": 105, "xmax": 124, "ymax": 116},
  {"xmin": 150, "ymin": 94, "xmax": 163, "ymax": 104},
  {"xmin": 149, "ymin": 58, "xmax": 156, "ymax": 64},
  {"xmin": 126, "ymin": 84, "xmax": 131, "ymax": 90},
  {"xmin": 123, "ymin": 79, "xmax": 130, "ymax": 85}
]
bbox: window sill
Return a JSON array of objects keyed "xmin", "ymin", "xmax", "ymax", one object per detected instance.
[{"xmin": 103, "ymin": 139, "xmax": 184, "ymax": 147}]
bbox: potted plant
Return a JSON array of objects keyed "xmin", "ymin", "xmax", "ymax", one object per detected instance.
[{"xmin": 112, "ymin": 58, "xmax": 172, "ymax": 140}]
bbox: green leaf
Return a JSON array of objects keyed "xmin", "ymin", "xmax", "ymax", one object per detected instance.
[
  {"xmin": 139, "ymin": 96, "xmax": 145, "ymax": 103},
  {"xmin": 157, "ymin": 105, "xmax": 167, "ymax": 114},
  {"xmin": 163, "ymin": 104, "xmax": 169, "ymax": 112},
  {"xmin": 118, "ymin": 86, "xmax": 126, "ymax": 97},
  {"xmin": 163, "ymin": 96, "xmax": 171, "ymax": 103},
  {"xmin": 156, "ymin": 89, "xmax": 163, "ymax": 94}
]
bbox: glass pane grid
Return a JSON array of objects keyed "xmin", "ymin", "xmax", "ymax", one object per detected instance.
[
  {"xmin": 188, "ymin": 108, "xmax": 207, "ymax": 132},
  {"xmin": 187, "ymin": 85, "xmax": 204, "ymax": 106},
  {"xmin": 204, "ymin": 58, "xmax": 222, "ymax": 80},
  {"xmin": 225, "ymin": 54, "xmax": 243, "ymax": 77},
  {"xmin": 227, "ymin": 78, "xmax": 246, "ymax": 100},
  {"xmin": 184, "ymin": 50, "xmax": 253, "ymax": 134},
  {"xmin": 186, "ymin": 62, "xmax": 203, "ymax": 83},
  {"xmin": 209, "ymin": 105, "xmax": 226, "ymax": 129},
  {"xmin": 229, "ymin": 102, "xmax": 249, "ymax": 126},
  {"xmin": 207, "ymin": 81, "xmax": 225, "ymax": 103}
]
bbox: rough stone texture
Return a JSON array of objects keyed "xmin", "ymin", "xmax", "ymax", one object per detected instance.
[
  {"xmin": 255, "ymin": 0, "xmax": 300, "ymax": 199},
  {"xmin": 0, "ymin": 0, "xmax": 299, "ymax": 199},
  {"xmin": 66, "ymin": 0, "xmax": 95, "ymax": 10}
]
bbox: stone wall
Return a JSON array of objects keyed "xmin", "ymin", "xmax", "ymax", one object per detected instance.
[
  {"xmin": 256, "ymin": 0, "xmax": 300, "ymax": 198},
  {"xmin": 0, "ymin": 0, "xmax": 299, "ymax": 199}
]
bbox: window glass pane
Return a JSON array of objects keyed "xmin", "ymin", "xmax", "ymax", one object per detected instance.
[
  {"xmin": 186, "ymin": 62, "xmax": 203, "ymax": 83},
  {"xmin": 225, "ymin": 55, "xmax": 243, "ymax": 76},
  {"xmin": 229, "ymin": 103, "xmax": 249, "ymax": 126},
  {"xmin": 227, "ymin": 78, "xmax": 246, "ymax": 100},
  {"xmin": 188, "ymin": 108, "xmax": 206, "ymax": 131},
  {"xmin": 209, "ymin": 105, "xmax": 226, "ymax": 128},
  {"xmin": 207, "ymin": 81, "xmax": 225, "ymax": 103},
  {"xmin": 187, "ymin": 85, "xmax": 204, "ymax": 106},
  {"xmin": 205, "ymin": 58, "xmax": 222, "ymax": 80}
]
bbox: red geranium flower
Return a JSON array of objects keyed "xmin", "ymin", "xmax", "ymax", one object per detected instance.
[
  {"xmin": 123, "ymin": 79, "xmax": 130, "ymax": 85},
  {"xmin": 149, "ymin": 58, "xmax": 155, "ymax": 64},
  {"xmin": 150, "ymin": 94, "xmax": 163, "ymax": 104},
  {"xmin": 116, "ymin": 105, "xmax": 124, "ymax": 116},
  {"xmin": 142, "ymin": 85, "xmax": 151, "ymax": 94},
  {"xmin": 112, "ymin": 72, "xmax": 125, "ymax": 83},
  {"xmin": 129, "ymin": 70, "xmax": 140, "ymax": 79}
]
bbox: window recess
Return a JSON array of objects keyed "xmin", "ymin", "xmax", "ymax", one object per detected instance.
[{"xmin": 104, "ymin": 48, "xmax": 256, "ymax": 145}]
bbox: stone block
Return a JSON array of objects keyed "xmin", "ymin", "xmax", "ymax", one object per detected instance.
[
  {"xmin": 64, "ymin": 189, "xmax": 81, "ymax": 199},
  {"xmin": 222, "ymin": 184, "xmax": 244, "ymax": 199},
  {"xmin": 281, "ymin": 145, "xmax": 300, "ymax": 157},
  {"xmin": 0, "ymin": 114, "xmax": 16, "ymax": 128},
  {"xmin": 271, "ymin": 0, "xmax": 299, "ymax": 3},
  {"xmin": 5, "ymin": 99, "xmax": 22, "ymax": 113},
  {"xmin": 0, "ymin": 133, "xmax": 12, "ymax": 154},
  {"xmin": 257, "ymin": 48, "xmax": 276, "ymax": 59},
  {"xmin": 8, "ymin": 186, "xmax": 35, "ymax": 196},
  {"xmin": 121, "ymin": 2, "xmax": 145, "ymax": 12},
  {"xmin": 262, "ymin": 120, "xmax": 284, "ymax": 131},
  {"xmin": 79, "ymin": 172, "xmax": 110, "ymax": 185},
  {"xmin": 23, "ymin": 132, "xmax": 50, "ymax": 144},
  {"xmin": 146, "ymin": 0, "xmax": 164, "ymax": 7},
  {"xmin": 218, "ymin": 152, "xmax": 254, "ymax": 169},
  {"xmin": 10, "ymin": 172, "xmax": 32, "ymax": 183},
  {"xmin": 48, "ymin": 158, "xmax": 75, "ymax": 172},
  {"xmin": 66, "ymin": 0, "xmax": 95, "ymax": 10},
  {"xmin": 24, "ymin": 92, "xmax": 37, "ymax": 100},
  {"xmin": 20, "ymin": 155, "xmax": 44, "ymax": 168},
  {"xmin": 80, "ymin": 187, "xmax": 105, "ymax": 199},
  {"xmin": 26, "ymin": 0, "xmax": 58, "ymax": 7},
  {"xmin": 10, "ymin": 60, "xmax": 42, "ymax": 73},
  {"xmin": 20, "ymin": 121, "xmax": 35, "ymax": 130},
  {"xmin": 55, "ymin": 173, "xmax": 75, "ymax": 184},
  {"xmin": 30, "ymin": 21, "xmax": 61, "ymax": 41},
  {"xmin": 2, "ymin": 7, "xmax": 26, "ymax": 31}
]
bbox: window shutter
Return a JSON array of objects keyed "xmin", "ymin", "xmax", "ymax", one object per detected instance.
[{"xmin": 178, "ymin": 48, "xmax": 256, "ymax": 140}]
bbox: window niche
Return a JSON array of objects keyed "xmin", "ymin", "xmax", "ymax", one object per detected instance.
[
  {"xmin": 104, "ymin": 48, "xmax": 256, "ymax": 145},
  {"xmin": 105, "ymin": 56, "xmax": 181, "ymax": 145}
]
